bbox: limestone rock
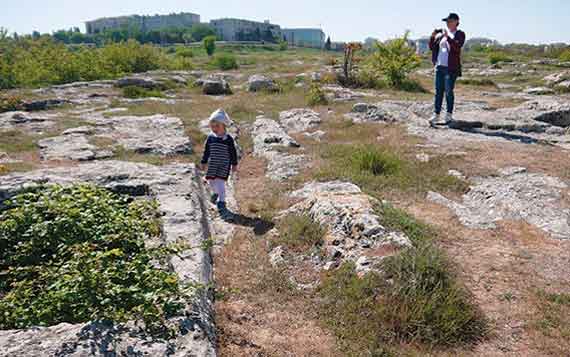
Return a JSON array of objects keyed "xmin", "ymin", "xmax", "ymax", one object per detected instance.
[
  {"xmin": 116, "ymin": 76, "xmax": 162, "ymax": 89},
  {"xmin": 38, "ymin": 133, "xmax": 112, "ymax": 161},
  {"xmin": 269, "ymin": 246, "xmax": 286, "ymax": 267},
  {"xmin": 524, "ymin": 87, "xmax": 555, "ymax": 95},
  {"xmin": 323, "ymin": 85, "xmax": 369, "ymax": 102},
  {"xmin": 0, "ymin": 111, "xmax": 58, "ymax": 132},
  {"xmin": 247, "ymin": 74, "xmax": 279, "ymax": 92},
  {"xmin": 285, "ymin": 181, "xmax": 412, "ymax": 272},
  {"xmin": 279, "ymin": 108, "xmax": 321, "ymax": 133},
  {"xmin": 0, "ymin": 161, "xmax": 217, "ymax": 355},
  {"xmin": 252, "ymin": 117, "xmax": 304, "ymax": 181},
  {"xmin": 21, "ymin": 98, "xmax": 69, "ymax": 112},
  {"xmin": 544, "ymin": 71, "xmax": 570, "ymax": 85},
  {"xmin": 88, "ymin": 114, "xmax": 192, "ymax": 155},
  {"xmin": 428, "ymin": 167, "xmax": 570, "ymax": 239},
  {"xmin": 304, "ymin": 130, "xmax": 326, "ymax": 141},
  {"xmin": 555, "ymin": 80, "xmax": 570, "ymax": 91},
  {"xmin": 202, "ymin": 78, "xmax": 232, "ymax": 95}
]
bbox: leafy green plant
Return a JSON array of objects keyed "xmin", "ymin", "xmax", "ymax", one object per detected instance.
[
  {"xmin": 203, "ymin": 35, "xmax": 216, "ymax": 56},
  {"xmin": 367, "ymin": 31, "xmax": 421, "ymax": 88},
  {"xmin": 559, "ymin": 50, "xmax": 570, "ymax": 62},
  {"xmin": 0, "ymin": 184, "xmax": 192, "ymax": 334},
  {"xmin": 306, "ymin": 83, "xmax": 328, "ymax": 106},
  {"xmin": 210, "ymin": 53, "xmax": 238, "ymax": 70},
  {"xmin": 488, "ymin": 51, "xmax": 513, "ymax": 64},
  {"xmin": 0, "ymin": 37, "xmax": 186, "ymax": 89},
  {"xmin": 122, "ymin": 85, "xmax": 165, "ymax": 99},
  {"xmin": 175, "ymin": 46, "xmax": 194, "ymax": 58},
  {"xmin": 278, "ymin": 40, "xmax": 288, "ymax": 51},
  {"xmin": 277, "ymin": 214, "xmax": 325, "ymax": 252}
]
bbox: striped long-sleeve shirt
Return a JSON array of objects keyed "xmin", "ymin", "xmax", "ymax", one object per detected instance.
[{"xmin": 201, "ymin": 133, "xmax": 238, "ymax": 180}]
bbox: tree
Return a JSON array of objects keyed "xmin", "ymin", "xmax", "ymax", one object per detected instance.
[
  {"xmin": 0, "ymin": 27, "xmax": 8, "ymax": 41},
  {"xmin": 203, "ymin": 35, "xmax": 216, "ymax": 56},
  {"xmin": 187, "ymin": 24, "xmax": 216, "ymax": 42},
  {"xmin": 325, "ymin": 36, "xmax": 332, "ymax": 51},
  {"xmin": 368, "ymin": 31, "xmax": 420, "ymax": 88}
]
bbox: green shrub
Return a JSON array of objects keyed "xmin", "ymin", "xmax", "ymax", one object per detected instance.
[
  {"xmin": 488, "ymin": 51, "xmax": 513, "ymax": 64},
  {"xmin": 367, "ymin": 31, "xmax": 421, "ymax": 88},
  {"xmin": 277, "ymin": 214, "xmax": 325, "ymax": 252},
  {"xmin": 0, "ymin": 184, "xmax": 191, "ymax": 334},
  {"xmin": 351, "ymin": 146, "xmax": 402, "ymax": 176},
  {"xmin": 278, "ymin": 40, "xmax": 288, "ymax": 51},
  {"xmin": 306, "ymin": 83, "xmax": 328, "ymax": 106},
  {"xmin": 122, "ymin": 85, "xmax": 165, "ymax": 99},
  {"xmin": 0, "ymin": 37, "xmax": 183, "ymax": 89},
  {"xmin": 203, "ymin": 35, "xmax": 216, "ymax": 56},
  {"xmin": 319, "ymin": 242, "xmax": 486, "ymax": 352},
  {"xmin": 175, "ymin": 46, "xmax": 194, "ymax": 58},
  {"xmin": 211, "ymin": 53, "xmax": 238, "ymax": 70},
  {"xmin": 559, "ymin": 50, "xmax": 570, "ymax": 62}
]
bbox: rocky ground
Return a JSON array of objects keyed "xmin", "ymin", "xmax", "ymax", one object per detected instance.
[{"xmin": 1, "ymin": 48, "xmax": 570, "ymax": 356}]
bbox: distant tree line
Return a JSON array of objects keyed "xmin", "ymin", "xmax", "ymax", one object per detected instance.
[{"xmin": 43, "ymin": 24, "xmax": 218, "ymax": 45}]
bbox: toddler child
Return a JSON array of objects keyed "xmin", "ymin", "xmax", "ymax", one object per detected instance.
[{"xmin": 200, "ymin": 109, "xmax": 239, "ymax": 220}]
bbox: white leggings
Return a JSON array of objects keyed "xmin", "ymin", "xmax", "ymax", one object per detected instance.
[{"xmin": 208, "ymin": 178, "xmax": 226, "ymax": 203}]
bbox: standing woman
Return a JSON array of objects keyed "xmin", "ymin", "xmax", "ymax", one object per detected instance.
[{"xmin": 429, "ymin": 13, "xmax": 466, "ymax": 125}]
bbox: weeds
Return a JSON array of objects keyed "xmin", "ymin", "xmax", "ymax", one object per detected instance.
[
  {"xmin": 306, "ymin": 83, "xmax": 328, "ymax": 106},
  {"xmin": 488, "ymin": 51, "xmax": 513, "ymax": 65},
  {"xmin": 210, "ymin": 53, "xmax": 239, "ymax": 70},
  {"xmin": 458, "ymin": 78, "xmax": 497, "ymax": 87},
  {"xmin": 316, "ymin": 144, "xmax": 467, "ymax": 196},
  {"xmin": 277, "ymin": 214, "xmax": 325, "ymax": 253},
  {"xmin": 534, "ymin": 290, "xmax": 570, "ymax": 343},
  {"xmin": 0, "ymin": 94, "xmax": 23, "ymax": 112},
  {"xmin": 318, "ymin": 207, "xmax": 486, "ymax": 353},
  {"xmin": 0, "ymin": 184, "xmax": 192, "ymax": 335}
]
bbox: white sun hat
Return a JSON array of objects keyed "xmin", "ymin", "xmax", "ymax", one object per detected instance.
[{"xmin": 209, "ymin": 108, "xmax": 231, "ymax": 126}]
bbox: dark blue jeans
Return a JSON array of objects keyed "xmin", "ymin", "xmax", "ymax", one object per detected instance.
[{"xmin": 434, "ymin": 66, "xmax": 458, "ymax": 114}]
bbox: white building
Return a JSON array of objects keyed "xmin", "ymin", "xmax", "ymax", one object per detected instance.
[
  {"xmin": 281, "ymin": 28, "xmax": 325, "ymax": 48},
  {"xmin": 210, "ymin": 18, "xmax": 281, "ymax": 42},
  {"xmin": 85, "ymin": 12, "xmax": 200, "ymax": 34}
]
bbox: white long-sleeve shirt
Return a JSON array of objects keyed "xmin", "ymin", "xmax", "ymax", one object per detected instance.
[{"xmin": 436, "ymin": 30, "xmax": 456, "ymax": 67}]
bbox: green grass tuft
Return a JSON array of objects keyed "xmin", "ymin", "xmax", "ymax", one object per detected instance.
[
  {"xmin": 277, "ymin": 214, "xmax": 325, "ymax": 253},
  {"xmin": 316, "ymin": 144, "xmax": 467, "ymax": 196}
]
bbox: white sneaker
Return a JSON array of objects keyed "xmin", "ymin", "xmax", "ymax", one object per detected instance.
[
  {"xmin": 429, "ymin": 113, "xmax": 442, "ymax": 125},
  {"xmin": 444, "ymin": 112, "xmax": 454, "ymax": 123}
]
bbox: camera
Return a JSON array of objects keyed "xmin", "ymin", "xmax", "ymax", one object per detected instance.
[{"xmin": 434, "ymin": 29, "xmax": 444, "ymax": 34}]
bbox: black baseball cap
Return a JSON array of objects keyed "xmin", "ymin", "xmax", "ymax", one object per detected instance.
[{"xmin": 442, "ymin": 13, "xmax": 460, "ymax": 21}]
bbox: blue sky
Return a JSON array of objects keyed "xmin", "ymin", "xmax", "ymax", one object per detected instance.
[{"xmin": 1, "ymin": 0, "xmax": 568, "ymax": 44}]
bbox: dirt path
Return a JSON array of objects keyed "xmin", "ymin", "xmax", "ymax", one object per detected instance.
[{"xmin": 213, "ymin": 154, "xmax": 339, "ymax": 356}]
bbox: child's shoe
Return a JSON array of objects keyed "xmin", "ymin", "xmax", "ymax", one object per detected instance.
[{"xmin": 216, "ymin": 201, "xmax": 234, "ymax": 221}]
